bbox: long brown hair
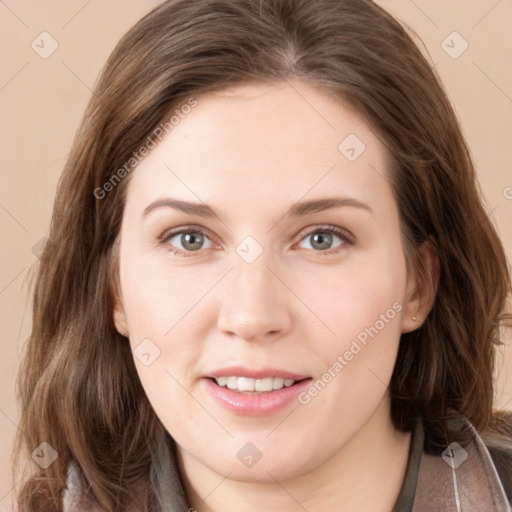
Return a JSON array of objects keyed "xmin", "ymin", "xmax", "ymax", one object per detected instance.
[{"xmin": 13, "ymin": 0, "xmax": 511, "ymax": 510}]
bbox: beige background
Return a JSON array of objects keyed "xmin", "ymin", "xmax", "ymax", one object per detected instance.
[{"xmin": 1, "ymin": 0, "xmax": 511, "ymax": 509}]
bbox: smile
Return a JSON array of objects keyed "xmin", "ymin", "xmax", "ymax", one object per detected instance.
[
  {"xmin": 213, "ymin": 376, "xmax": 297, "ymax": 393},
  {"xmin": 203, "ymin": 368, "xmax": 313, "ymax": 415}
]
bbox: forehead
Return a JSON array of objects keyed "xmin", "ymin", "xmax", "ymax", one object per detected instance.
[{"xmin": 125, "ymin": 81, "xmax": 391, "ymax": 213}]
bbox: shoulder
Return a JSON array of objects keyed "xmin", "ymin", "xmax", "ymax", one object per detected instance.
[
  {"xmin": 413, "ymin": 413, "xmax": 512, "ymax": 511},
  {"xmin": 63, "ymin": 463, "xmax": 103, "ymax": 512},
  {"xmin": 486, "ymin": 411, "xmax": 512, "ymax": 505},
  {"xmin": 63, "ymin": 463, "xmax": 80, "ymax": 511},
  {"xmin": 63, "ymin": 463, "xmax": 146, "ymax": 512},
  {"xmin": 489, "ymin": 446, "xmax": 512, "ymax": 505}
]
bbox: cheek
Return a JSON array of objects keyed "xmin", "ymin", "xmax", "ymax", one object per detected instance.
[
  {"xmin": 119, "ymin": 249, "xmax": 220, "ymax": 341},
  {"xmin": 297, "ymin": 245, "xmax": 406, "ymax": 346},
  {"xmin": 119, "ymin": 257, "xmax": 225, "ymax": 437},
  {"xmin": 118, "ymin": 252, "xmax": 220, "ymax": 413},
  {"xmin": 295, "ymin": 248, "xmax": 406, "ymax": 408}
]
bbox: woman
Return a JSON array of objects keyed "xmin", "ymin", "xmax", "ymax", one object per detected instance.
[{"xmin": 13, "ymin": 0, "xmax": 512, "ymax": 510}]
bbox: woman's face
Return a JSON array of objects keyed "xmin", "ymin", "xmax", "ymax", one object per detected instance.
[{"xmin": 114, "ymin": 81, "xmax": 420, "ymax": 483}]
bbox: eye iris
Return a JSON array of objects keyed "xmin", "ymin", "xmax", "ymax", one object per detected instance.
[
  {"xmin": 311, "ymin": 232, "xmax": 332, "ymax": 250},
  {"xmin": 181, "ymin": 232, "xmax": 204, "ymax": 251}
]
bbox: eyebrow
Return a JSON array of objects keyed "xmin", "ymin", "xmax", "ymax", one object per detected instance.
[
  {"xmin": 142, "ymin": 197, "xmax": 372, "ymax": 219},
  {"xmin": 143, "ymin": 199, "xmax": 216, "ymax": 218},
  {"xmin": 288, "ymin": 197, "xmax": 372, "ymax": 216}
]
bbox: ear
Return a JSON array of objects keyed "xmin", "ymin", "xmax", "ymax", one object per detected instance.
[
  {"xmin": 401, "ymin": 240, "xmax": 439, "ymax": 333},
  {"xmin": 112, "ymin": 283, "xmax": 129, "ymax": 337}
]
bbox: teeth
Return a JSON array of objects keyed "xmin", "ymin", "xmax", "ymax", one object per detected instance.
[
  {"xmin": 215, "ymin": 376, "xmax": 228, "ymax": 387},
  {"xmin": 214, "ymin": 376, "xmax": 297, "ymax": 392},
  {"xmin": 255, "ymin": 377, "xmax": 273, "ymax": 391},
  {"xmin": 227, "ymin": 376, "xmax": 238, "ymax": 390},
  {"xmin": 238, "ymin": 377, "xmax": 255, "ymax": 392}
]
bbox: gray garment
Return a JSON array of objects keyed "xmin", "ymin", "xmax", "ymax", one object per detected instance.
[
  {"xmin": 64, "ymin": 416, "xmax": 512, "ymax": 511},
  {"xmin": 393, "ymin": 415, "xmax": 511, "ymax": 512}
]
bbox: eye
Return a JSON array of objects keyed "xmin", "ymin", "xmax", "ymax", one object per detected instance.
[
  {"xmin": 296, "ymin": 227, "xmax": 352, "ymax": 252},
  {"xmin": 162, "ymin": 228, "xmax": 214, "ymax": 255}
]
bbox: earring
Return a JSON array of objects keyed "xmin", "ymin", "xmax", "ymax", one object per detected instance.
[{"xmin": 412, "ymin": 316, "xmax": 417, "ymax": 321}]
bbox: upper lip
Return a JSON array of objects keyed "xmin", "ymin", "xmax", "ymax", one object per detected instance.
[{"xmin": 205, "ymin": 366, "xmax": 310, "ymax": 381}]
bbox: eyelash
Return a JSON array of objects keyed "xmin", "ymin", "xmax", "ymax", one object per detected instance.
[{"xmin": 158, "ymin": 224, "xmax": 355, "ymax": 258}]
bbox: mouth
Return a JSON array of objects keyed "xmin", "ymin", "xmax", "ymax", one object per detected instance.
[
  {"xmin": 203, "ymin": 368, "xmax": 313, "ymax": 415},
  {"xmin": 210, "ymin": 376, "xmax": 307, "ymax": 393}
]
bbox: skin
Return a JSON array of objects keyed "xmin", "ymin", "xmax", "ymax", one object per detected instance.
[{"xmin": 113, "ymin": 81, "xmax": 437, "ymax": 512}]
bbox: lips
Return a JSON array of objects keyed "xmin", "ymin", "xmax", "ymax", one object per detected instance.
[
  {"xmin": 203, "ymin": 366, "xmax": 312, "ymax": 415},
  {"xmin": 205, "ymin": 366, "xmax": 310, "ymax": 393},
  {"xmin": 206, "ymin": 366, "xmax": 310, "ymax": 381}
]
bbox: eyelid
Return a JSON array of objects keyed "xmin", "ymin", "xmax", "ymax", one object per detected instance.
[
  {"xmin": 158, "ymin": 224, "xmax": 214, "ymax": 241},
  {"xmin": 158, "ymin": 224, "xmax": 220, "ymax": 256},
  {"xmin": 158, "ymin": 223, "xmax": 355, "ymax": 257},
  {"xmin": 292, "ymin": 224, "xmax": 355, "ymax": 251}
]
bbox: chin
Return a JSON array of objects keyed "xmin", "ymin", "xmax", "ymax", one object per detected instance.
[{"xmin": 193, "ymin": 436, "xmax": 324, "ymax": 484}]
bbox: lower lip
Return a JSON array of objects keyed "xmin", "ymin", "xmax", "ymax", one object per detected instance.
[{"xmin": 203, "ymin": 378, "xmax": 312, "ymax": 416}]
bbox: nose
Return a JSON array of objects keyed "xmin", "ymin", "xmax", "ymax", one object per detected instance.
[{"xmin": 216, "ymin": 257, "xmax": 293, "ymax": 342}]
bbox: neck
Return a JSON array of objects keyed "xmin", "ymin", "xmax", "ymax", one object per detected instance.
[{"xmin": 178, "ymin": 397, "xmax": 412, "ymax": 512}]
